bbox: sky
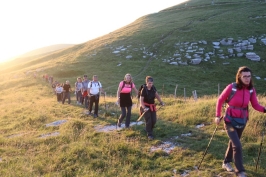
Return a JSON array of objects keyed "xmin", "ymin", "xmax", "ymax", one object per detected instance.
[{"xmin": 0, "ymin": 0, "xmax": 187, "ymax": 63}]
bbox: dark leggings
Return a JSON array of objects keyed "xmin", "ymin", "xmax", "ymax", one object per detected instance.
[
  {"xmin": 118, "ymin": 106, "xmax": 132, "ymax": 128},
  {"xmin": 224, "ymin": 123, "xmax": 245, "ymax": 173}
]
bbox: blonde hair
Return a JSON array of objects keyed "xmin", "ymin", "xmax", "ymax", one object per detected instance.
[{"xmin": 124, "ymin": 73, "xmax": 133, "ymax": 83}]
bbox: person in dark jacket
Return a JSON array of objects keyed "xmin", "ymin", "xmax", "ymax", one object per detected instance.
[{"xmin": 140, "ymin": 76, "xmax": 164, "ymax": 140}]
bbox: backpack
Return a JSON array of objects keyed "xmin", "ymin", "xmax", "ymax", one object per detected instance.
[
  {"xmin": 225, "ymin": 82, "xmax": 253, "ymax": 103},
  {"xmin": 90, "ymin": 81, "xmax": 100, "ymax": 88},
  {"xmin": 137, "ymin": 84, "xmax": 156, "ymax": 99},
  {"xmin": 121, "ymin": 81, "xmax": 132, "ymax": 90}
]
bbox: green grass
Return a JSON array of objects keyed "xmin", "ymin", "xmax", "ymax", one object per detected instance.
[
  {"xmin": 1, "ymin": 0, "xmax": 266, "ymax": 176},
  {"xmin": 0, "ymin": 76, "xmax": 266, "ymax": 176}
]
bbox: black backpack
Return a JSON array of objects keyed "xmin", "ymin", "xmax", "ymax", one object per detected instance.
[{"xmin": 137, "ymin": 84, "xmax": 156, "ymax": 99}]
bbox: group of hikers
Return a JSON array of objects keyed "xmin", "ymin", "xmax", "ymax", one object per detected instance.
[{"xmin": 41, "ymin": 66, "xmax": 266, "ymax": 176}]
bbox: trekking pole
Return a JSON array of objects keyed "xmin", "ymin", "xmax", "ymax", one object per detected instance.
[
  {"xmin": 197, "ymin": 117, "xmax": 223, "ymax": 170},
  {"xmin": 255, "ymin": 121, "xmax": 266, "ymax": 171}
]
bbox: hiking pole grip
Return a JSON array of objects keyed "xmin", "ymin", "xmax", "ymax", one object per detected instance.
[{"xmin": 198, "ymin": 116, "xmax": 223, "ymax": 170}]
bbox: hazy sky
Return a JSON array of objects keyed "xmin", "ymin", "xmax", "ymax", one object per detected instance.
[{"xmin": 0, "ymin": 0, "xmax": 187, "ymax": 63}]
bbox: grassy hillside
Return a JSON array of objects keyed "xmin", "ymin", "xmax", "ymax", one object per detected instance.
[
  {"xmin": 1, "ymin": 0, "xmax": 266, "ymax": 176},
  {"xmin": 0, "ymin": 75, "xmax": 266, "ymax": 176}
]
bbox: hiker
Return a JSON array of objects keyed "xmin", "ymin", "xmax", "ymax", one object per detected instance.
[
  {"xmin": 116, "ymin": 73, "xmax": 138, "ymax": 128},
  {"xmin": 215, "ymin": 66, "xmax": 266, "ymax": 177},
  {"xmin": 87, "ymin": 75, "xmax": 103, "ymax": 118},
  {"xmin": 140, "ymin": 76, "xmax": 164, "ymax": 140},
  {"xmin": 62, "ymin": 80, "xmax": 72, "ymax": 104},
  {"xmin": 55, "ymin": 83, "xmax": 63, "ymax": 103},
  {"xmin": 75, "ymin": 77, "xmax": 83, "ymax": 105},
  {"xmin": 81, "ymin": 75, "xmax": 90, "ymax": 109},
  {"xmin": 51, "ymin": 81, "xmax": 58, "ymax": 94}
]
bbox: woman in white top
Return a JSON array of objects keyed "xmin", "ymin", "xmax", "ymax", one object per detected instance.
[{"xmin": 55, "ymin": 83, "xmax": 63, "ymax": 103}]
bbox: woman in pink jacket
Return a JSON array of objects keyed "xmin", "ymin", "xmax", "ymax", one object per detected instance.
[{"xmin": 215, "ymin": 66, "xmax": 266, "ymax": 177}]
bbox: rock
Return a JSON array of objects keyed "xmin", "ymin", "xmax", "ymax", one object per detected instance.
[
  {"xmin": 237, "ymin": 53, "xmax": 244, "ymax": 57},
  {"xmin": 126, "ymin": 55, "xmax": 132, "ymax": 59},
  {"xmin": 212, "ymin": 42, "xmax": 220, "ymax": 46},
  {"xmin": 191, "ymin": 59, "xmax": 202, "ymax": 64}
]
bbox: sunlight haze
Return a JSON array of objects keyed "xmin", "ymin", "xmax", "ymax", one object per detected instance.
[{"xmin": 0, "ymin": 0, "xmax": 187, "ymax": 63}]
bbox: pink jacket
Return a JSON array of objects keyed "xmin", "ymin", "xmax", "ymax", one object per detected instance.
[{"xmin": 216, "ymin": 83, "xmax": 264, "ymax": 122}]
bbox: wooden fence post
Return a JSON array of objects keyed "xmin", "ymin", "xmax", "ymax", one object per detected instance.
[
  {"xmin": 174, "ymin": 84, "xmax": 178, "ymax": 99},
  {"xmin": 184, "ymin": 88, "xmax": 186, "ymax": 101}
]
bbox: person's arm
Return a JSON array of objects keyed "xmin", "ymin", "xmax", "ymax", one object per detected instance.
[
  {"xmin": 250, "ymin": 88, "xmax": 266, "ymax": 112},
  {"xmin": 140, "ymin": 96, "xmax": 145, "ymax": 109},
  {"xmin": 116, "ymin": 85, "xmax": 121, "ymax": 103},
  {"xmin": 87, "ymin": 82, "xmax": 91, "ymax": 94},
  {"xmin": 155, "ymin": 92, "xmax": 164, "ymax": 105},
  {"xmin": 216, "ymin": 84, "xmax": 232, "ymax": 117},
  {"xmin": 133, "ymin": 85, "xmax": 138, "ymax": 97}
]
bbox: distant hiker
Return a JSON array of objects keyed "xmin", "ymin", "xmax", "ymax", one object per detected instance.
[
  {"xmin": 215, "ymin": 66, "xmax": 266, "ymax": 177},
  {"xmin": 45, "ymin": 74, "xmax": 49, "ymax": 82},
  {"xmin": 62, "ymin": 80, "xmax": 72, "ymax": 104},
  {"xmin": 81, "ymin": 75, "xmax": 90, "ymax": 109},
  {"xmin": 75, "ymin": 77, "xmax": 83, "ymax": 105},
  {"xmin": 140, "ymin": 76, "xmax": 164, "ymax": 140},
  {"xmin": 55, "ymin": 83, "xmax": 63, "ymax": 103},
  {"xmin": 116, "ymin": 73, "xmax": 138, "ymax": 128},
  {"xmin": 51, "ymin": 81, "xmax": 58, "ymax": 94},
  {"xmin": 87, "ymin": 75, "xmax": 103, "ymax": 118}
]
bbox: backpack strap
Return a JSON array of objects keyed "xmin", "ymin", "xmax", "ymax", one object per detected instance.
[{"xmin": 226, "ymin": 82, "xmax": 237, "ymax": 103}]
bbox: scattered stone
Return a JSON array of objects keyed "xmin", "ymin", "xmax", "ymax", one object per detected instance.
[
  {"xmin": 112, "ymin": 51, "xmax": 120, "ymax": 54},
  {"xmin": 223, "ymin": 62, "xmax": 230, "ymax": 65},
  {"xmin": 255, "ymin": 76, "xmax": 261, "ymax": 80},
  {"xmin": 117, "ymin": 63, "xmax": 122, "ymax": 66},
  {"xmin": 94, "ymin": 121, "xmax": 144, "ymax": 132},
  {"xmin": 212, "ymin": 42, "xmax": 220, "ymax": 46},
  {"xmin": 169, "ymin": 62, "xmax": 178, "ymax": 65},
  {"xmin": 126, "ymin": 55, "xmax": 132, "ymax": 59},
  {"xmin": 237, "ymin": 53, "xmax": 244, "ymax": 57},
  {"xmin": 180, "ymin": 170, "xmax": 191, "ymax": 177},
  {"xmin": 261, "ymin": 38, "xmax": 266, "ymax": 45},
  {"xmin": 40, "ymin": 132, "xmax": 60, "ymax": 138},
  {"xmin": 181, "ymin": 133, "xmax": 191, "ymax": 137},
  {"xmin": 46, "ymin": 120, "xmax": 67, "ymax": 127},
  {"xmin": 246, "ymin": 52, "xmax": 260, "ymax": 61},
  {"xmin": 191, "ymin": 59, "xmax": 202, "ymax": 65},
  {"xmin": 195, "ymin": 124, "xmax": 205, "ymax": 128},
  {"xmin": 150, "ymin": 141, "xmax": 177, "ymax": 154}
]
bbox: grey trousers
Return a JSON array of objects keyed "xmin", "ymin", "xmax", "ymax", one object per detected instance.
[
  {"xmin": 223, "ymin": 123, "xmax": 245, "ymax": 173},
  {"xmin": 143, "ymin": 111, "xmax": 157, "ymax": 137}
]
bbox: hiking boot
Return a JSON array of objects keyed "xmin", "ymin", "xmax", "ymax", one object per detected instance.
[
  {"xmin": 148, "ymin": 136, "xmax": 154, "ymax": 140},
  {"xmin": 93, "ymin": 114, "xmax": 98, "ymax": 118},
  {"xmin": 117, "ymin": 122, "xmax": 121, "ymax": 127},
  {"xmin": 222, "ymin": 163, "xmax": 234, "ymax": 172},
  {"xmin": 237, "ymin": 172, "xmax": 246, "ymax": 177}
]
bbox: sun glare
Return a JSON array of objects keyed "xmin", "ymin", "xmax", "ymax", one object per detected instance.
[{"xmin": 0, "ymin": 0, "xmax": 188, "ymax": 63}]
